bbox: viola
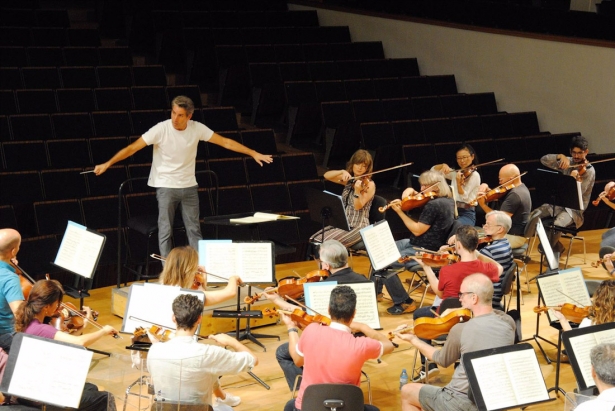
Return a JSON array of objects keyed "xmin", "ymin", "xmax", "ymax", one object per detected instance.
[
  {"xmin": 469, "ymin": 172, "xmax": 528, "ymax": 206},
  {"xmin": 389, "ymin": 308, "xmax": 472, "ymax": 340},
  {"xmin": 244, "ymin": 270, "xmax": 329, "ymax": 305},
  {"xmin": 278, "ymin": 308, "xmax": 331, "ymax": 329},
  {"xmin": 477, "ymin": 235, "xmax": 493, "ymax": 245},
  {"xmin": 567, "ymin": 157, "xmax": 615, "ymax": 182},
  {"xmin": 398, "ymin": 251, "xmax": 459, "ymax": 267},
  {"xmin": 533, "ymin": 303, "xmax": 591, "ymax": 324},
  {"xmin": 379, "ymin": 182, "xmax": 440, "ymax": 213},
  {"xmin": 9, "ymin": 259, "xmax": 33, "ymax": 300},
  {"xmin": 591, "ymin": 255, "xmax": 615, "ymax": 268},
  {"xmin": 592, "ymin": 185, "xmax": 615, "ymax": 206},
  {"xmin": 133, "ymin": 325, "xmax": 173, "ymax": 342}
]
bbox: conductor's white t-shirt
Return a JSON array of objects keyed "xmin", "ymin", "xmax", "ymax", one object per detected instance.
[{"xmin": 142, "ymin": 119, "xmax": 213, "ymax": 188}]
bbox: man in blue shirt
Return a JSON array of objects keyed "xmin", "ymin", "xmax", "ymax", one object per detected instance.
[{"xmin": 0, "ymin": 228, "xmax": 25, "ymax": 352}]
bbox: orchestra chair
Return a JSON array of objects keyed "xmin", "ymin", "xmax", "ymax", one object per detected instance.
[
  {"xmin": 511, "ymin": 215, "xmax": 540, "ymax": 293},
  {"xmin": 493, "ymin": 261, "xmax": 518, "ymax": 312},
  {"xmin": 411, "ymin": 297, "xmax": 462, "ymax": 383},
  {"xmin": 291, "ymin": 372, "xmax": 372, "ymax": 405},
  {"xmin": 559, "ymin": 226, "xmax": 586, "ymax": 269},
  {"xmin": 301, "ymin": 384, "xmax": 366, "ymax": 411}
]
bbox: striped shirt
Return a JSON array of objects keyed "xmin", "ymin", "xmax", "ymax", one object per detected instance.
[{"xmin": 480, "ymin": 238, "xmax": 513, "ymax": 276}]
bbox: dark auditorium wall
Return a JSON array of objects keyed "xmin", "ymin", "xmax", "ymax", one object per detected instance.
[{"xmin": 289, "ymin": 3, "xmax": 615, "ymax": 155}]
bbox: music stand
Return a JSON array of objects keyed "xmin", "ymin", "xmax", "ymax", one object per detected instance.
[{"xmin": 305, "ymin": 188, "xmax": 351, "ymax": 246}]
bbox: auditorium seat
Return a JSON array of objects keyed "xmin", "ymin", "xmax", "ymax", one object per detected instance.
[
  {"xmin": 66, "ymin": 28, "xmax": 101, "ymax": 47},
  {"xmin": 373, "ymin": 77, "xmax": 405, "ymax": 99},
  {"xmin": 92, "ymin": 111, "xmax": 133, "ymax": 137},
  {"xmin": 392, "ymin": 119, "xmax": 425, "ymax": 145},
  {"xmin": 201, "ymin": 106, "xmax": 238, "ymax": 131},
  {"xmin": 130, "ymin": 109, "xmax": 168, "ymax": 135},
  {"xmin": 51, "ymin": 112, "xmax": 93, "ymax": 139},
  {"xmin": 352, "ymin": 99, "xmax": 385, "ymax": 123},
  {"xmin": 94, "ymin": 87, "xmax": 133, "ymax": 111},
  {"xmin": 279, "ymin": 62, "xmax": 311, "ymax": 84},
  {"xmin": 451, "ymin": 115, "xmax": 485, "ymax": 141},
  {"xmin": 422, "ymin": 117, "xmax": 456, "ymax": 143},
  {"xmin": 131, "ymin": 65, "xmax": 167, "ymax": 86},
  {"xmin": 0, "ymin": 91, "xmax": 17, "ymax": 115},
  {"xmin": 18, "ymin": 235, "xmax": 59, "ymax": 277},
  {"xmin": 303, "ymin": 43, "xmax": 332, "ymax": 62},
  {"xmin": 360, "ymin": 122, "xmax": 395, "ymax": 151},
  {"xmin": 411, "ymin": 96, "xmax": 443, "ymax": 119},
  {"xmin": 85, "ymin": 164, "xmax": 129, "ymax": 197},
  {"xmin": 344, "ymin": 79, "xmax": 375, "ymax": 100},
  {"xmin": 98, "ymin": 47, "xmax": 133, "ymax": 66},
  {"xmin": 208, "ymin": 158, "xmax": 248, "ymax": 187},
  {"xmin": 89, "ymin": 136, "xmax": 129, "ymax": 165},
  {"xmin": 9, "ymin": 114, "xmax": 54, "ymax": 141},
  {"xmin": 82, "ymin": 195, "xmax": 119, "ymax": 230},
  {"xmin": 97, "ymin": 66, "xmax": 133, "ymax": 88},
  {"xmin": 365, "ymin": 58, "xmax": 420, "ymax": 78},
  {"xmin": 0, "ymin": 67, "xmax": 24, "ymax": 89},
  {"xmin": 0, "ymin": 171, "xmax": 44, "ymax": 204},
  {"xmin": 47, "ymin": 138, "xmax": 91, "ymax": 168},
  {"xmin": 245, "ymin": 45, "xmax": 277, "ymax": 63},
  {"xmin": 56, "ymin": 88, "xmax": 96, "ymax": 112},
  {"xmin": 0, "ymin": 47, "xmax": 28, "ymax": 67},
  {"xmin": 245, "ymin": 155, "xmax": 285, "ymax": 184},
  {"xmin": 402, "ymin": 143, "xmax": 438, "ymax": 175},
  {"xmin": 284, "ymin": 81, "xmax": 320, "ymax": 145},
  {"xmin": 382, "ymin": 98, "xmax": 414, "ymax": 122},
  {"xmin": 337, "ymin": 60, "xmax": 368, "ymax": 80},
  {"xmin": 307, "ymin": 61, "xmax": 340, "ymax": 81},
  {"xmin": 287, "ymin": 179, "xmax": 324, "ymax": 211},
  {"xmin": 275, "ymin": 45, "xmax": 305, "ymax": 63},
  {"xmin": 434, "ymin": 141, "xmax": 463, "ymax": 164},
  {"xmin": 41, "ymin": 168, "xmax": 88, "ymax": 200},
  {"xmin": 26, "ymin": 47, "xmax": 65, "ymax": 67},
  {"xmin": 480, "ymin": 113, "xmax": 514, "ymax": 139},
  {"xmin": 30, "ymin": 27, "xmax": 66, "ymax": 47},
  {"xmin": 166, "ymin": 85, "xmax": 203, "ymax": 108},
  {"xmin": 240, "ymin": 129, "xmax": 278, "ymax": 156},
  {"xmin": 2, "ymin": 140, "xmax": 48, "ymax": 171},
  {"xmin": 315, "ymin": 80, "xmax": 347, "ymax": 102},
  {"xmin": 428, "ymin": 74, "xmax": 457, "ymax": 95},
  {"xmin": 63, "ymin": 47, "xmax": 99, "ymax": 66},
  {"xmin": 495, "ymin": 137, "xmax": 529, "ymax": 162},
  {"xmin": 21, "ymin": 67, "xmax": 61, "ymax": 89},
  {"xmin": 60, "ymin": 66, "xmax": 98, "ymax": 88},
  {"xmin": 0, "ymin": 116, "xmax": 9, "ymax": 142},
  {"xmin": 467, "ymin": 92, "xmax": 498, "ymax": 115},
  {"xmin": 281, "ymin": 153, "xmax": 319, "ymax": 182},
  {"xmin": 440, "ymin": 94, "xmax": 472, "ymax": 117},
  {"xmin": 0, "ymin": 205, "xmax": 18, "ymax": 229},
  {"xmin": 509, "ymin": 111, "xmax": 541, "ymax": 136},
  {"xmin": 297, "ymin": 26, "xmax": 351, "ymax": 44},
  {"xmin": 34, "ymin": 199, "xmax": 84, "ymax": 236},
  {"xmin": 248, "ymin": 63, "xmax": 285, "ymax": 125},
  {"xmin": 250, "ymin": 182, "xmax": 293, "ymax": 213},
  {"xmin": 16, "ymin": 89, "xmax": 57, "ymax": 114}
]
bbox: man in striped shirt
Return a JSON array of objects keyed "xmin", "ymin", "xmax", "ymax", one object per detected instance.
[{"xmin": 480, "ymin": 210, "xmax": 514, "ymax": 306}]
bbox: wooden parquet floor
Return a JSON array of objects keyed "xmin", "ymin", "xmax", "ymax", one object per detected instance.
[{"xmin": 63, "ymin": 229, "xmax": 609, "ymax": 411}]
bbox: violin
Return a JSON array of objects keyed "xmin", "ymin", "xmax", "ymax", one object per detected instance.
[
  {"xmin": 133, "ymin": 325, "xmax": 173, "ymax": 342},
  {"xmin": 567, "ymin": 157, "xmax": 615, "ymax": 182},
  {"xmin": 591, "ymin": 255, "xmax": 615, "ymax": 268},
  {"xmin": 449, "ymin": 158, "xmax": 504, "ymax": 185},
  {"xmin": 379, "ymin": 182, "xmax": 440, "ymax": 213},
  {"xmin": 469, "ymin": 172, "xmax": 528, "ymax": 206},
  {"xmin": 477, "ymin": 235, "xmax": 493, "ymax": 246},
  {"xmin": 592, "ymin": 185, "xmax": 615, "ymax": 206},
  {"xmin": 278, "ymin": 308, "xmax": 331, "ymax": 329},
  {"xmin": 244, "ymin": 270, "xmax": 329, "ymax": 305},
  {"xmin": 9, "ymin": 259, "xmax": 33, "ymax": 300},
  {"xmin": 533, "ymin": 303, "xmax": 591, "ymax": 324},
  {"xmin": 398, "ymin": 251, "xmax": 459, "ymax": 267},
  {"xmin": 388, "ymin": 308, "xmax": 472, "ymax": 340}
]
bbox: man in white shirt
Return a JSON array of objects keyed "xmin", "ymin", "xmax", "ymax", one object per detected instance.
[
  {"xmin": 575, "ymin": 343, "xmax": 615, "ymax": 411},
  {"xmin": 147, "ymin": 294, "xmax": 258, "ymax": 408},
  {"xmin": 94, "ymin": 95, "xmax": 273, "ymax": 257}
]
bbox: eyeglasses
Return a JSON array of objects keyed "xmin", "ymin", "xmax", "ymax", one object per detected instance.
[
  {"xmin": 570, "ymin": 150, "xmax": 585, "ymax": 156},
  {"xmin": 456, "ymin": 156, "xmax": 472, "ymax": 161},
  {"xmin": 458, "ymin": 291, "xmax": 475, "ymax": 299}
]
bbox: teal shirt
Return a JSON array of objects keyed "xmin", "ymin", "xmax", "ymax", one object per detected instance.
[{"xmin": 0, "ymin": 261, "xmax": 24, "ymax": 334}]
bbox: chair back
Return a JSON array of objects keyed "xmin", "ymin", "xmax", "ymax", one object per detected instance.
[
  {"xmin": 301, "ymin": 383, "xmax": 365, "ymax": 411},
  {"xmin": 369, "ymin": 195, "xmax": 387, "ymax": 224},
  {"xmin": 500, "ymin": 261, "xmax": 518, "ymax": 297},
  {"xmin": 438, "ymin": 297, "xmax": 462, "ymax": 313},
  {"xmin": 524, "ymin": 215, "xmax": 540, "ymax": 239}
]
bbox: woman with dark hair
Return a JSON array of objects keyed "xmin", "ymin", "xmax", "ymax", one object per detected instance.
[
  {"xmin": 14, "ymin": 279, "xmax": 117, "ymax": 411},
  {"xmin": 432, "ymin": 143, "xmax": 481, "ymax": 226},
  {"xmin": 310, "ymin": 149, "xmax": 376, "ymax": 248}
]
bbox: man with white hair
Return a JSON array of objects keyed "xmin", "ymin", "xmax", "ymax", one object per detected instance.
[{"xmin": 575, "ymin": 343, "xmax": 615, "ymax": 411}]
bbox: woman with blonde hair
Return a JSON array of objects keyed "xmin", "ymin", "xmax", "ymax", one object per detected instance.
[
  {"xmin": 554, "ymin": 279, "xmax": 615, "ymax": 331},
  {"xmin": 309, "ymin": 149, "xmax": 376, "ymax": 248}
]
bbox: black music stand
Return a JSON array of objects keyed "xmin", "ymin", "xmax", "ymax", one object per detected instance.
[{"xmin": 305, "ymin": 188, "xmax": 351, "ymax": 246}]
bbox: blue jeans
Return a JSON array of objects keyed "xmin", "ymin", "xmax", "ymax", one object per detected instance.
[
  {"xmin": 456, "ymin": 207, "xmax": 475, "ymax": 226},
  {"xmin": 276, "ymin": 342, "xmax": 303, "ymax": 391},
  {"xmin": 156, "ymin": 186, "xmax": 201, "ymax": 257}
]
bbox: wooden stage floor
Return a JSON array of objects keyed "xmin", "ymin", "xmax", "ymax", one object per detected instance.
[{"xmin": 65, "ymin": 228, "xmax": 609, "ymax": 411}]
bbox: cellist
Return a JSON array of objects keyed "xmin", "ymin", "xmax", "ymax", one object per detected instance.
[
  {"xmin": 474, "ymin": 163, "xmax": 531, "ymax": 249},
  {"xmin": 0, "ymin": 228, "xmax": 25, "ymax": 352}
]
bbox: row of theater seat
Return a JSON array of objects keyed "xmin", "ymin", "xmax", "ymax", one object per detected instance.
[
  {"xmin": 0, "ymin": 106, "xmax": 240, "ymax": 141},
  {"xmin": 0, "ymin": 86, "xmax": 201, "ymax": 115},
  {"xmin": 0, "ymin": 27, "xmax": 103, "ymax": 47},
  {"xmin": 0, "ymin": 46, "xmax": 133, "ymax": 68}
]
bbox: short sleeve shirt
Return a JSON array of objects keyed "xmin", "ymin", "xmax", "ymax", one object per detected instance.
[
  {"xmin": 499, "ymin": 184, "xmax": 531, "ymax": 236},
  {"xmin": 0, "ymin": 262, "xmax": 25, "ymax": 334},
  {"xmin": 409, "ymin": 197, "xmax": 455, "ymax": 251},
  {"xmin": 23, "ymin": 319, "xmax": 58, "ymax": 339}
]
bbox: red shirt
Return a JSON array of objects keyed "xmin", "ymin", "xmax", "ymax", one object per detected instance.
[{"xmin": 438, "ymin": 260, "xmax": 500, "ymax": 300}]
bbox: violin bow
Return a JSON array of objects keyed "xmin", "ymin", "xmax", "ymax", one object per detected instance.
[
  {"xmin": 453, "ymin": 158, "xmax": 505, "ymax": 173},
  {"xmin": 349, "ymin": 162, "xmax": 414, "ymax": 181},
  {"xmin": 566, "ymin": 156, "xmax": 615, "ymax": 168},
  {"xmin": 555, "ymin": 289, "xmax": 586, "ymax": 307},
  {"xmin": 150, "ymin": 254, "xmax": 245, "ymax": 286},
  {"xmin": 10, "ymin": 259, "xmax": 36, "ymax": 284},
  {"xmin": 285, "ymin": 295, "xmax": 327, "ymax": 317}
]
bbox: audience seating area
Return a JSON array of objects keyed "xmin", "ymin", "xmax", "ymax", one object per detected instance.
[{"xmin": 1, "ymin": 0, "xmax": 614, "ymax": 288}]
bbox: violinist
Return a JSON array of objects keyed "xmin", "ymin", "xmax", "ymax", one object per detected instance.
[
  {"xmin": 475, "ymin": 164, "xmax": 531, "ymax": 249},
  {"xmin": 552, "ymin": 279, "xmax": 615, "ymax": 331},
  {"xmin": 159, "ymin": 246, "xmax": 241, "ymax": 306},
  {"xmin": 596, "ymin": 182, "xmax": 615, "ymax": 264},
  {"xmin": 407, "ymin": 225, "xmax": 502, "ymax": 378},
  {"xmin": 309, "ymin": 150, "xmax": 375, "ymax": 249},
  {"xmin": 14, "ymin": 279, "xmax": 118, "ymax": 411},
  {"xmin": 382, "ymin": 171, "xmax": 455, "ymax": 315},
  {"xmin": 432, "ymin": 143, "xmax": 481, "ymax": 226},
  {"xmin": 0, "ymin": 228, "xmax": 25, "ymax": 352},
  {"xmin": 147, "ymin": 294, "xmax": 258, "ymax": 410},
  {"xmin": 396, "ymin": 274, "xmax": 515, "ymax": 411},
  {"xmin": 283, "ymin": 285, "xmax": 394, "ymax": 411},
  {"xmin": 264, "ymin": 240, "xmax": 370, "ymax": 392},
  {"xmin": 530, "ymin": 135, "xmax": 595, "ymax": 256}
]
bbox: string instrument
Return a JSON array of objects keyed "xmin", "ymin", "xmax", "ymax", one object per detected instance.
[
  {"xmin": 277, "ymin": 309, "xmax": 331, "ymax": 329},
  {"xmin": 379, "ymin": 182, "xmax": 440, "ymax": 213},
  {"xmin": 592, "ymin": 185, "xmax": 615, "ymax": 206},
  {"xmin": 533, "ymin": 303, "xmax": 591, "ymax": 324},
  {"xmin": 469, "ymin": 172, "xmax": 528, "ymax": 206},
  {"xmin": 243, "ymin": 269, "xmax": 329, "ymax": 304},
  {"xmin": 591, "ymin": 255, "xmax": 615, "ymax": 268},
  {"xmin": 398, "ymin": 251, "xmax": 459, "ymax": 267},
  {"xmin": 43, "ymin": 274, "xmax": 119, "ymax": 338},
  {"xmin": 477, "ymin": 235, "xmax": 493, "ymax": 245},
  {"xmin": 447, "ymin": 158, "xmax": 504, "ymax": 184},
  {"xmin": 567, "ymin": 157, "xmax": 615, "ymax": 182},
  {"xmin": 9, "ymin": 259, "xmax": 34, "ymax": 300},
  {"xmin": 133, "ymin": 325, "xmax": 173, "ymax": 342},
  {"xmin": 388, "ymin": 308, "xmax": 472, "ymax": 340},
  {"xmin": 150, "ymin": 254, "xmax": 244, "ymax": 289}
]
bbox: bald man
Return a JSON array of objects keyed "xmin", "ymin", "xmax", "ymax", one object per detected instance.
[
  {"xmin": 0, "ymin": 228, "xmax": 25, "ymax": 351},
  {"xmin": 476, "ymin": 164, "xmax": 531, "ymax": 249}
]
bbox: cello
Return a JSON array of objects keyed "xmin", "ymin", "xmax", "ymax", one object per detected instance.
[{"xmin": 9, "ymin": 259, "xmax": 33, "ymax": 300}]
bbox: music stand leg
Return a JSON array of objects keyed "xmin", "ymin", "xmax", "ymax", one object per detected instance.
[
  {"xmin": 520, "ymin": 289, "xmax": 555, "ymax": 364},
  {"xmin": 234, "ymin": 286, "xmax": 279, "ymax": 351},
  {"xmin": 547, "ymin": 331, "xmax": 566, "ymax": 397}
]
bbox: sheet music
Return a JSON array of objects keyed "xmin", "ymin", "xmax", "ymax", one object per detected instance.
[
  {"xmin": 360, "ymin": 221, "xmax": 401, "ymax": 271},
  {"xmin": 537, "ymin": 268, "xmax": 591, "ymax": 319},
  {"xmin": 54, "ymin": 221, "xmax": 105, "ymax": 278},
  {"xmin": 7, "ymin": 336, "xmax": 93, "ymax": 408},
  {"xmin": 304, "ymin": 281, "xmax": 381, "ymax": 329},
  {"xmin": 471, "ymin": 348, "xmax": 549, "ymax": 410},
  {"xmin": 122, "ymin": 283, "xmax": 205, "ymax": 333},
  {"xmin": 198, "ymin": 240, "xmax": 274, "ymax": 284},
  {"xmin": 568, "ymin": 328, "xmax": 615, "ymax": 388}
]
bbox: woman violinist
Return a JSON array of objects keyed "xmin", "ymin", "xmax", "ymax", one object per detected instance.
[
  {"xmin": 432, "ymin": 143, "xmax": 481, "ymax": 225},
  {"xmin": 595, "ymin": 182, "xmax": 615, "ymax": 273},
  {"xmin": 383, "ymin": 171, "xmax": 456, "ymax": 315},
  {"xmin": 553, "ymin": 280, "xmax": 615, "ymax": 331},
  {"xmin": 157, "ymin": 245, "xmax": 242, "ymax": 407},
  {"xmin": 0, "ymin": 228, "xmax": 27, "ymax": 353},
  {"xmin": 309, "ymin": 150, "xmax": 375, "ymax": 249},
  {"xmin": 14, "ymin": 279, "xmax": 117, "ymax": 411}
]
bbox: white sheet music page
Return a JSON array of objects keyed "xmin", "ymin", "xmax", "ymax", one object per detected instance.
[
  {"xmin": 198, "ymin": 240, "xmax": 273, "ymax": 283},
  {"xmin": 360, "ymin": 221, "xmax": 400, "ymax": 271},
  {"xmin": 537, "ymin": 267, "xmax": 591, "ymax": 318},
  {"xmin": 8, "ymin": 336, "xmax": 93, "ymax": 408},
  {"xmin": 54, "ymin": 221, "xmax": 104, "ymax": 278},
  {"xmin": 568, "ymin": 328, "xmax": 615, "ymax": 388}
]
